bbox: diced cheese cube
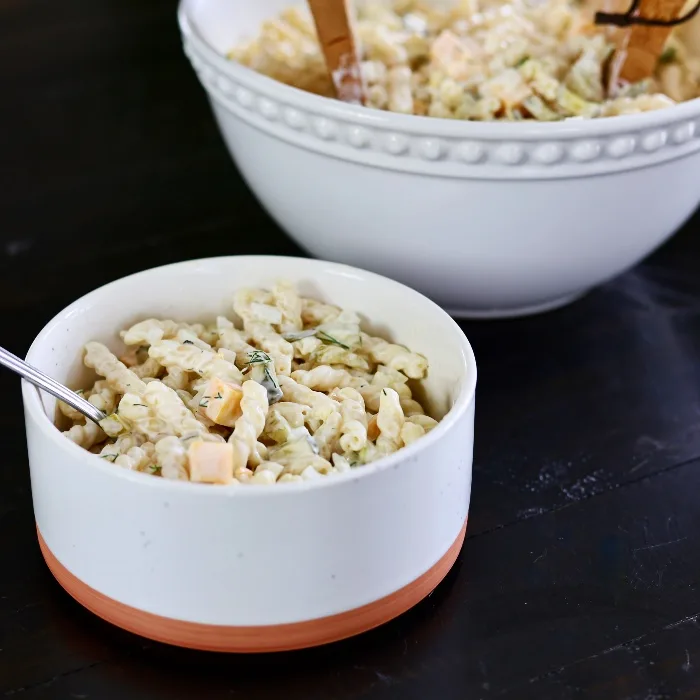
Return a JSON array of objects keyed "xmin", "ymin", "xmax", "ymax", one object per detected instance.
[
  {"xmin": 188, "ymin": 441, "xmax": 234, "ymax": 484},
  {"xmin": 201, "ymin": 378, "xmax": 244, "ymax": 428},
  {"xmin": 430, "ymin": 30, "xmax": 474, "ymax": 81},
  {"xmin": 367, "ymin": 415, "xmax": 380, "ymax": 441}
]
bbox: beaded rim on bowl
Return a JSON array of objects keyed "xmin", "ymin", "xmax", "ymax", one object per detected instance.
[{"xmin": 178, "ymin": 2, "xmax": 700, "ymax": 179}]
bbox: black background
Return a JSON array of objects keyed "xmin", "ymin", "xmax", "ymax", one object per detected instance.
[{"xmin": 3, "ymin": 1, "xmax": 700, "ymax": 698}]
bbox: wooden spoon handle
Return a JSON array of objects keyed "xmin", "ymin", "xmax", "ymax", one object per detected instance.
[
  {"xmin": 613, "ymin": 0, "xmax": 688, "ymax": 83},
  {"xmin": 307, "ymin": 0, "xmax": 365, "ymax": 104}
]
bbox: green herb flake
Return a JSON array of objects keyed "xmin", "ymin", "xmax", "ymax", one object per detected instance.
[
  {"xmin": 199, "ymin": 400, "xmax": 209, "ymax": 408},
  {"xmin": 316, "ymin": 330, "xmax": 350, "ymax": 350},
  {"xmin": 100, "ymin": 454, "xmax": 118, "ymax": 462},
  {"xmin": 183, "ymin": 340, "xmax": 195, "ymax": 345},
  {"xmin": 515, "ymin": 55, "xmax": 530, "ymax": 67},
  {"xmin": 247, "ymin": 350, "xmax": 272, "ymax": 365},
  {"xmin": 133, "ymin": 403, "xmax": 148, "ymax": 408},
  {"xmin": 149, "ymin": 465, "xmax": 162, "ymax": 474},
  {"xmin": 215, "ymin": 392, "xmax": 223, "ymax": 400},
  {"xmin": 659, "ymin": 47, "xmax": 677, "ymax": 64}
]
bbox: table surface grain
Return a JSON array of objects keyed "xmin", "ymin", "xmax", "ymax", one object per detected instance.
[{"xmin": 3, "ymin": 1, "xmax": 700, "ymax": 698}]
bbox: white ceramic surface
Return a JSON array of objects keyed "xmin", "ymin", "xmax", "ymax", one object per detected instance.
[
  {"xmin": 177, "ymin": 0, "xmax": 700, "ymax": 318},
  {"xmin": 22, "ymin": 256, "xmax": 476, "ymax": 643}
]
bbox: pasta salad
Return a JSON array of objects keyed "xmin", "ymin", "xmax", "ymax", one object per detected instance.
[
  {"xmin": 228, "ymin": 0, "xmax": 700, "ymax": 121},
  {"xmin": 60, "ymin": 281, "xmax": 436, "ymax": 485}
]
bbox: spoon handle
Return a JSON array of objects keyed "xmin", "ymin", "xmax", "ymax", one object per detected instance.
[
  {"xmin": 308, "ymin": 0, "xmax": 365, "ymax": 104},
  {"xmin": 605, "ymin": 0, "xmax": 688, "ymax": 83},
  {"xmin": 0, "ymin": 346, "xmax": 106, "ymax": 424}
]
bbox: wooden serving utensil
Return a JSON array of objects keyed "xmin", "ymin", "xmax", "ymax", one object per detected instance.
[
  {"xmin": 307, "ymin": 0, "xmax": 365, "ymax": 104},
  {"xmin": 597, "ymin": 0, "xmax": 693, "ymax": 84}
]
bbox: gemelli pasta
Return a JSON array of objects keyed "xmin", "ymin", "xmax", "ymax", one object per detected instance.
[{"xmin": 60, "ymin": 282, "xmax": 438, "ymax": 485}]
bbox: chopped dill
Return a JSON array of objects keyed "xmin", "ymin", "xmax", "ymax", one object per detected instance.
[
  {"xmin": 659, "ymin": 47, "xmax": 677, "ymax": 64},
  {"xmin": 316, "ymin": 330, "xmax": 350, "ymax": 350},
  {"xmin": 247, "ymin": 350, "xmax": 272, "ymax": 365},
  {"xmin": 100, "ymin": 454, "xmax": 118, "ymax": 462}
]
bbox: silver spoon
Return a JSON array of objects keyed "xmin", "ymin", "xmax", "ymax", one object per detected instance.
[{"xmin": 0, "ymin": 346, "xmax": 106, "ymax": 424}]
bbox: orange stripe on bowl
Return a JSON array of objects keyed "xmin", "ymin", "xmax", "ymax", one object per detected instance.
[{"xmin": 37, "ymin": 521, "xmax": 466, "ymax": 653}]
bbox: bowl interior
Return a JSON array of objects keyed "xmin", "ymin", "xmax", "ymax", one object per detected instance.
[
  {"xmin": 186, "ymin": 0, "xmax": 304, "ymax": 54},
  {"xmin": 26, "ymin": 256, "xmax": 474, "ymax": 431}
]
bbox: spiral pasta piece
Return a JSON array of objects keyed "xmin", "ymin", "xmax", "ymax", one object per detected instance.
[{"xmin": 62, "ymin": 279, "xmax": 440, "ymax": 485}]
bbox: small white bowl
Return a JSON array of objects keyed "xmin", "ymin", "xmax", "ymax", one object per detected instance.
[
  {"xmin": 22, "ymin": 256, "xmax": 476, "ymax": 652},
  {"xmin": 178, "ymin": 0, "xmax": 700, "ymax": 318}
]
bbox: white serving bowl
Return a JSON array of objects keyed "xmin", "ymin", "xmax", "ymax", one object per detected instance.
[
  {"xmin": 178, "ymin": 0, "xmax": 700, "ymax": 318},
  {"xmin": 22, "ymin": 256, "xmax": 476, "ymax": 652}
]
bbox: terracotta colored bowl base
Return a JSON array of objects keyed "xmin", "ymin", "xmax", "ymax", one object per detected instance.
[{"xmin": 37, "ymin": 521, "xmax": 466, "ymax": 653}]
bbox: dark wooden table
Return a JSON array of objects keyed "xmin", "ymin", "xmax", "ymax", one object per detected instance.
[{"xmin": 3, "ymin": 1, "xmax": 700, "ymax": 698}]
